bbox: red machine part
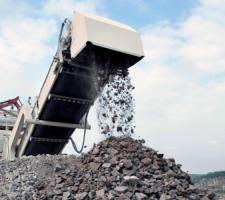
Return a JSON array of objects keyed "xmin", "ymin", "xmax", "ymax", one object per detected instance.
[{"xmin": 0, "ymin": 96, "xmax": 22, "ymax": 111}]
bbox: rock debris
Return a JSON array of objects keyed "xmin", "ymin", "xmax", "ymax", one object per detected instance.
[
  {"xmin": 97, "ymin": 75, "xmax": 135, "ymax": 137},
  {"xmin": 0, "ymin": 137, "xmax": 217, "ymax": 200}
]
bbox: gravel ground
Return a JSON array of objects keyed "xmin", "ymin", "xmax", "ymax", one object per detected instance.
[{"xmin": 0, "ymin": 137, "xmax": 217, "ymax": 200}]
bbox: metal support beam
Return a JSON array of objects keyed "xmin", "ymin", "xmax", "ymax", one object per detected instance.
[
  {"xmin": 30, "ymin": 137, "xmax": 69, "ymax": 143},
  {"xmin": 60, "ymin": 69, "xmax": 94, "ymax": 79},
  {"xmin": 25, "ymin": 119, "xmax": 91, "ymax": 129},
  {"xmin": 49, "ymin": 94, "xmax": 93, "ymax": 105}
]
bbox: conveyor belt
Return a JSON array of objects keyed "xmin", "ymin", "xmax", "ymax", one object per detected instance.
[{"xmin": 23, "ymin": 43, "xmax": 142, "ymax": 156}]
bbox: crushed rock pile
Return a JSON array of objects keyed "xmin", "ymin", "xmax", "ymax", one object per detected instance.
[{"xmin": 0, "ymin": 137, "xmax": 217, "ymax": 200}]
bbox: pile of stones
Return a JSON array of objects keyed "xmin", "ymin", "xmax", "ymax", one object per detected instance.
[{"xmin": 0, "ymin": 137, "xmax": 217, "ymax": 200}]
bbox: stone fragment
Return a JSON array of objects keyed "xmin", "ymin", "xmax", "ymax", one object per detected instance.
[
  {"xmin": 53, "ymin": 189, "xmax": 63, "ymax": 195},
  {"xmin": 141, "ymin": 158, "xmax": 152, "ymax": 166},
  {"xmin": 89, "ymin": 162, "xmax": 101, "ymax": 171},
  {"xmin": 207, "ymin": 192, "xmax": 215, "ymax": 199},
  {"xmin": 54, "ymin": 163, "xmax": 63, "ymax": 172},
  {"xmin": 118, "ymin": 193, "xmax": 130, "ymax": 200},
  {"xmin": 75, "ymin": 192, "xmax": 88, "ymax": 200},
  {"xmin": 135, "ymin": 192, "xmax": 147, "ymax": 200},
  {"xmin": 160, "ymin": 194, "xmax": 167, "ymax": 200},
  {"xmin": 92, "ymin": 147, "xmax": 100, "ymax": 155},
  {"xmin": 122, "ymin": 159, "xmax": 133, "ymax": 169},
  {"xmin": 96, "ymin": 189, "xmax": 105, "ymax": 198},
  {"xmin": 88, "ymin": 191, "xmax": 96, "ymax": 199},
  {"xmin": 114, "ymin": 186, "xmax": 128, "ymax": 193},
  {"xmin": 62, "ymin": 191, "xmax": 70, "ymax": 200},
  {"xmin": 102, "ymin": 163, "xmax": 111, "ymax": 168},
  {"xmin": 107, "ymin": 193, "xmax": 113, "ymax": 200},
  {"xmin": 0, "ymin": 137, "xmax": 217, "ymax": 200}
]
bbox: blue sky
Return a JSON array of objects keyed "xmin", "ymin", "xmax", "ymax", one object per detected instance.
[
  {"xmin": 0, "ymin": 0, "xmax": 225, "ymax": 173},
  {"xmin": 105, "ymin": 0, "xmax": 199, "ymax": 28},
  {"xmin": 0, "ymin": 0, "xmax": 199, "ymax": 30}
]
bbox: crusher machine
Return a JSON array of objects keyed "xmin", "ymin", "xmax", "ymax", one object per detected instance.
[
  {"xmin": 3, "ymin": 11, "xmax": 144, "ymax": 160},
  {"xmin": 0, "ymin": 97, "xmax": 22, "ymax": 159}
]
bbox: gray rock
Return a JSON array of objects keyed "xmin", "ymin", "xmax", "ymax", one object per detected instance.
[
  {"xmin": 54, "ymin": 163, "xmax": 63, "ymax": 172},
  {"xmin": 89, "ymin": 162, "xmax": 101, "ymax": 171},
  {"xmin": 0, "ymin": 137, "xmax": 217, "ymax": 200},
  {"xmin": 92, "ymin": 147, "xmax": 100, "ymax": 155},
  {"xmin": 53, "ymin": 189, "xmax": 63, "ymax": 195},
  {"xmin": 102, "ymin": 163, "xmax": 111, "ymax": 168},
  {"xmin": 135, "ymin": 192, "xmax": 147, "ymax": 200},
  {"xmin": 122, "ymin": 159, "xmax": 133, "ymax": 169},
  {"xmin": 160, "ymin": 194, "xmax": 167, "ymax": 200},
  {"xmin": 75, "ymin": 192, "xmax": 88, "ymax": 200},
  {"xmin": 141, "ymin": 158, "xmax": 152, "ymax": 166},
  {"xmin": 114, "ymin": 186, "xmax": 128, "ymax": 193},
  {"xmin": 108, "ymin": 191, "xmax": 115, "ymax": 200},
  {"xmin": 96, "ymin": 189, "xmax": 105, "ymax": 198},
  {"xmin": 62, "ymin": 191, "xmax": 71, "ymax": 200},
  {"xmin": 88, "ymin": 190, "xmax": 96, "ymax": 199}
]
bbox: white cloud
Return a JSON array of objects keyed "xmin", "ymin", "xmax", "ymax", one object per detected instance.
[
  {"xmin": 131, "ymin": 0, "xmax": 225, "ymax": 173},
  {"xmin": 42, "ymin": 0, "xmax": 105, "ymax": 20},
  {"xmin": 0, "ymin": 18, "xmax": 56, "ymax": 69},
  {"xmin": 0, "ymin": 0, "xmax": 103, "ymax": 100},
  {"xmin": 181, "ymin": 17, "xmax": 225, "ymax": 73},
  {"xmin": 0, "ymin": 16, "xmax": 57, "ymax": 100}
]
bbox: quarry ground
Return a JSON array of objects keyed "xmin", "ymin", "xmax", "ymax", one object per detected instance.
[{"xmin": 0, "ymin": 136, "xmax": 218, "ymax": 200}]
